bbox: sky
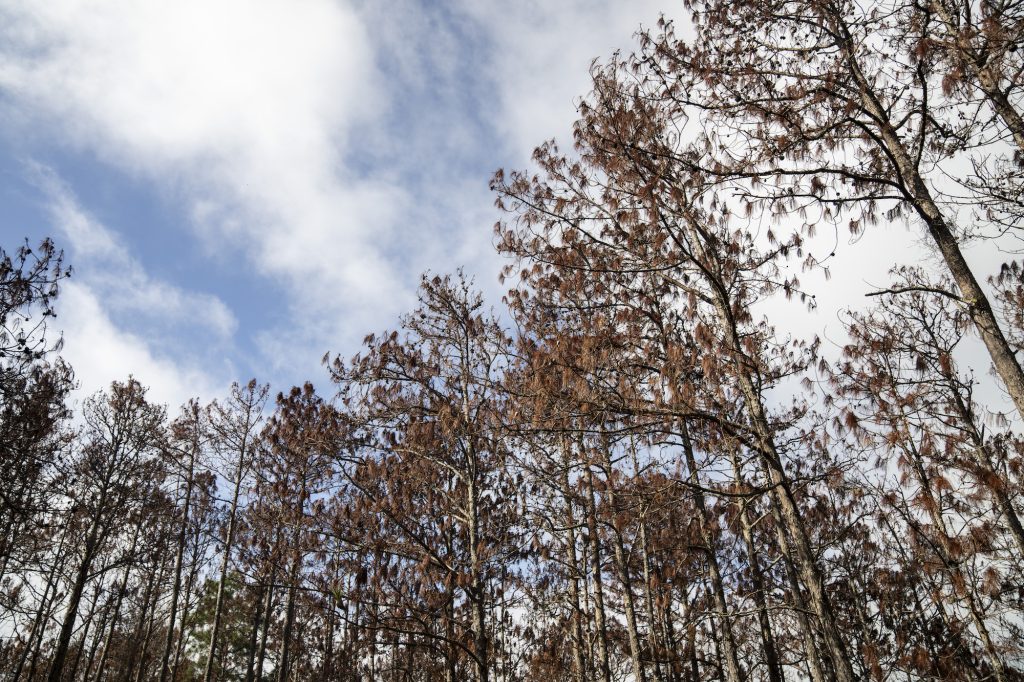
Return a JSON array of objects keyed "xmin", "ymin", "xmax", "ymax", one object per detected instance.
[
  {"xmin": 0, "ymin": 0, "xmax": 1013, "ymax": 414},
  {"xmin": 0, "ymin": 0, "xmax": 690, "ymax": 409}
]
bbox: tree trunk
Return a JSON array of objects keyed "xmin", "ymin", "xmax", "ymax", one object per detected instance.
[
  {"xmin": 679, "ymin": 425, "xmax": 744, "ymax": 682},
  {"xmin": 121, "ymin": 554, "xmax": 160, "ymax": 682},
  {"xmin": 466, "ymin": 476, "xmax": 489, "ymax": 682},
  {"xmin": 95, "ymin": 524, "xmax": 141, "ymax": 680},
  {"xmin": 277, "ymin": 572, "xmax": 299, "ymax": 682},
  {"xmin": 159, "ymin": 445, "xmax": 197, "ymax": 682},
  {"xmin": 243, "ymin": 579, "xmax": 267, "ymax": 682},
  {"xmin": 703, "ymin": 281, "xmax": 853, "ymax": 682},
  {"xmin": 204, "ymin": 440, "xmax": 250, "ymax": 682},
  {"xmin": 584, "ymin": 463, "xmax": 612, "ymax": 682},
  {"xmin": 561, "ymin": 463, "xmax": 588, "ymax": 682},
  {"xmin": 727, "ymin": 449, "xmax": 783, "ymax": 682},
  {"xmin": 832, "ymin": 13, "xmax": 1024, "ymax": 421},
  {"xmin": 46, "ymin": 535, "xmax": 98, "ymax": 682},
  {"xmin": 68, "ymin": 573, "xmax": 105, "ymax": 682},
  {"xmin": 13, "ymin": 523, "xmax": 69, "ymax": 680},
  {"xmin": 254, "ymin": 570, "xmax": 276, "ymax": 682}
]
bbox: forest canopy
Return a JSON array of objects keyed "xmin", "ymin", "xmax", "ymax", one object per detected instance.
[{"xmin": 2, "ymin": 0, "xmax": 1024, "ymax": 680}]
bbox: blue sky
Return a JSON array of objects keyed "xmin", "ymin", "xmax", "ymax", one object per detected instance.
[
  {"xmin": 0, "ymin": 0, "xmax": 683, "ymax": 408},
  {"xmin": 2, "ymin": 0, "xmax": 1013, "ymax": 418}
]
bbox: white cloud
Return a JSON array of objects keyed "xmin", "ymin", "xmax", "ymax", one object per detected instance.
[
  {"xmin": 22, "ymin": 163, "xmax": 235, "ymax": 410},
  {"xmin": 57, "ymin": 281, "xmax": 221, "ymax": 411},
  {"xmin": 456, "ymin": 0, "xmax": 685, "ymax": 160},
  {"xmin": 0, "ymin": 0, "xmax": 394, "ymax": 320},
  {"xmin": 0, "ymin": 0, "xmax": 697, "ymax": 390},
  {"xmin": 30, "ymin": 164, "xmax": 238, "ymax": 341}
]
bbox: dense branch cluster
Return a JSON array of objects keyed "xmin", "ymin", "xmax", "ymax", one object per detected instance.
[{"xmin": 2, "ymin": 0, "xmax": 1024, "ymax": 679}]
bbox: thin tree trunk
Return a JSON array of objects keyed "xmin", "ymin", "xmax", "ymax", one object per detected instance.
[
  {"xmin": 831, "ymin": 13, "xmax": 1024, "ymax": 421},
  {"xmin": 277, "ymin": 572, "xmax": 299, "ymax": 682},
  {"xmin": 678, "ymin": 424, "xmax": 743, "ymax": 682},
  {"xmin": 561, "ymin": 463, "xmax": 588, "ymax": 682},
  {"xmin": 203, "ymin": 438, "xmax": 250, "ymax": 682},
  {"xmin": 323, "ymin": 595, "xmax": 336, "ymax": 680},
  {"xmin": 703, "ymin": 280, "xmax": 852, "ymax": 681},
  {"xmin": 121, "ymin": 555, "xmax": 160, "ymax": 682},
  {"xmin": 47, "ymin": 534, "xmax": 99, "ymax": 682},
  {"xmin": 158, "ymin": 444, "xmax": 197, "ymax": 682},
  {"xmin": 28, "ymin": 581, "xmax": 64, "ymax": 682},
  {"xmin": 466, "ymin": 475, "xmax": 489, "ymax": 682},
  {"xmin": 243, "ymin": 579, "xmax": 267, "ymax": 682},
  {"xmin": 727, "ymin": 449, "xmax": 783, "ymax": 682},
  {"xmin": 13, "ymin": 523, "xmax": 69, "ymax": 680},
  {"xmin": 131, "ymin": 553, "xmax": 171, "ymax": 682},
  {"xmin": 443, "ymin": 590, "xmax": 456, "ymax": 682},
  {"xmin": 584, "ymin": 463, "xmax": 612, "ymax": 682},
  {"xmin": 766, "ymin": 496, "xmax": 828, "ymax": 682},
  {"xmin": 95, "ymin": 524, "xmax": 141, "ymax": 680},
  {"xmin": 171, "ymin": 522, "xmax": 205, "ymax": 682},
  {"xmin": 636, "ymin": 508, "xmax": 666, "ymax": 682},
  {"xmin": 254, "ymin": 570, "xmax": 276, "ymax": 682},
  {"xmin": 82, "ymin": 591, "xmax": 116, "ymax": 682},
  {"xmin": 68, "ymin": 574, "xmax": 105, "ymax": 682},
  {"xmin": 597, "ymin": 431, "xmax": 648, "ymax": 682}
]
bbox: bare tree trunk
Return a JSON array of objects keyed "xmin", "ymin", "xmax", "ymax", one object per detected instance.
[
  {"xmin": 13, "ymin": 523, "xmax": 69, "ymax": 680},
  {"xmin": 28, "ymin": 582, "xmax": 63, "ymax": 682},
  {"xmin": 254, "ymin": 569, "xmax": 276, "ymax": 682},
  {"xmin": 584, "ymin": 463, "xmax": 612, "ymax": 682},
  {"xmin": 82, "ymin": 592, "xmax": 117, "ymax": 682},
  {"xmin": 443, "ymin": 590, "xmax": 456, "ymax": 682},
  {"xmin": 121, "ymin": 555, "xmax": 160, "ymax": 682},
  {"xmin": 727, "ymin": 449, "xmax": 782, "ymax": 682},
  {"xmin": 702, "ymin": 281, "xmax": 852, "ymax": 682},
  {"xmin": 597, "ymin": 432, "xmax": 648, "ymax": 682},
  {"xmin": 679, "ymin": 425, "xmax": 743, "ymax": 682},
  {"xmin": 636, "ymin": 509, "xmax": 666, "ymax": 682},
  {"xmin": 323, "ymin": 595, "xmax": 336, "ymax": 680},
  {"xmin": 277, "ymin": 564, "xmax": 299, "ymax": 682},
  {"xmin": 243, "ymin": 579, "xmax": 266, "ymax": 682},
  {"xmin": 158, "ymin": 445, "xmax": 197, "ymax": 682},
  {"xmin": 95, "ymin": 524, "xmax": 141, "ymax": 680},
  {"xmin": 203, "ymin": 440, "xmax": 251, "ymax": 682},
  {"xmin": 561, "ymin": 464, "xmax": 588, "ymax": 682},
  {"xmin": 466, "ymin": 476, "xmax": 489, "ymax": 682},
  {"xmin": 47, "ymin": 531, "xmax": 100, "ymax": 682},
  {"xmin": 67, "ymin": 575, "xmax": 105, "ymax": 682},
  {"xmin": 828, "ymin": 13, "xmax": 1024, "ymax": 421},
  {"xmin": 171, "ymin": 522, "xmax": 205, "ymax": 682},
  {"xmin": 131, "ymin": 553, "xmax": 171, "ymax": 682},
  {"xmin": 766, "ymin": 497, "xmax": 828, "ymax": 682}
]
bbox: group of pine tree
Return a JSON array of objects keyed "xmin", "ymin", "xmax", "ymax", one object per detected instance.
[{"xmin": 3, "ymin": 0, "xmax": 1024, "ymax": 679}]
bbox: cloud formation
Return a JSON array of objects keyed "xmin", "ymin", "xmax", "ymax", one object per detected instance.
[{"xmin": 0, "ymin": 0, "xmax": 685, "ymax": 398}]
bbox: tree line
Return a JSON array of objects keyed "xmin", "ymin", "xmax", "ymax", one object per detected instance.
[{"xmin": 2, "ymin": 0, "xmax": 1023, "ymax": 679}]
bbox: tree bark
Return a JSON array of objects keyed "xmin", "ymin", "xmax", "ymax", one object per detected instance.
[
  {"xmin": 158, "ymin": 442, "xmax": 197, "ymax": 682},
  {"xmin": 204, "ymin": 429, "xmax": 252, "ymax": 681},
  {"xmin": 584, "ymin": 462, "xmax": 613, "ymax": 682},
  {"xmin": 831, "ymin": 12, "xmax": 1024, "ymax": 421},
  {"xmin": 47, "ymin": 532, "xmax": 99, "ymax": 682},
  {"xmin": 727, "ymin": 449, "xmax": 783, "ymax": 682},
  {"xmin": 94, "ymin": 524, "xmax": 141, "ymax": 680},
  {"xmin": 679, "ymin": 425, "xmax": 744, "ymax": 682}
]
